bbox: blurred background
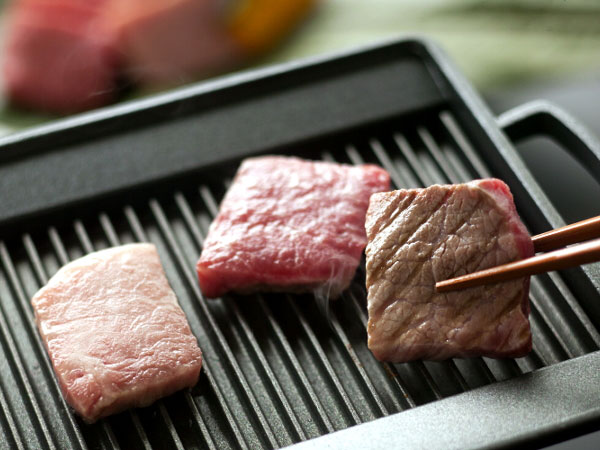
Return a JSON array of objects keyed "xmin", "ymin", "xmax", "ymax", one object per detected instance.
[
  {"xmin": 1, "ymin": 0, "xmax": 600, "ymax": 224},
  {"xmin": 1, "ymin": 2, "xmax": 599, "ymax": 447},
  {"xmin": 1, "ymin": 0, "xmax": 600, "ymax": 128}
]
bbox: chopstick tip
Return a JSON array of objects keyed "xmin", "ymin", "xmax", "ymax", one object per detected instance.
[{"xmin": 435, "ymin": 280, "xmax": 452, "ymax": 293}]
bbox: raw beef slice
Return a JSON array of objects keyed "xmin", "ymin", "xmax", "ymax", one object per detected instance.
[
  {"xmin": 365, "ymin": 179, "xmax": 533, "ymax": 362},
  {"xmin": 31, "ymin": 243, "xmax": 202, "ymax": 422},
  {"xmin": 197, "ymin": 156, "xmax": 390, "ymax": 299}
]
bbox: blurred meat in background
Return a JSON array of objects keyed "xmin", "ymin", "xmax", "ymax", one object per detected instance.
[
  {"xmin": 1, "ymin": 0, "xmax": 316, "ymax": 113},
  {"xmin": 1, "ymin": 0, "xmax": 600, "ymax": 142},
  {"xmin": 2, "ymin": 0, "xmax": 119, "ymax": 112}
]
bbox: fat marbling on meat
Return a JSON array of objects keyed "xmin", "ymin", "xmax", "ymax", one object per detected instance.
[
  {"xmin": 197, "ymin": 155, "xmax": 390, "ymax": 299},
  {"xmin": 31, "ymin": 243, "xmax": 202, "ymax": 422},
  {"xmin": 365, "ymin": 179, "xmax": 533, "ymax": 362}
]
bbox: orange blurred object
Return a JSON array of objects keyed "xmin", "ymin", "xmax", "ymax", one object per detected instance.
[{"xmin": 229, "ymin": 0, "xmax": 316, "ymax": 55}]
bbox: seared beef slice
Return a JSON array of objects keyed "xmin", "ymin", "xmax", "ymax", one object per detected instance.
[
  {"xmin": 197, "ymin": 156, "xmax": 390, "ymax": 299},
  {"xmin": 365, "ymin": 179, "xmax": 533, "ymax": 361},
  {"xmin": 31, "ymin": 244, "xmax": 202, "ymax": 422}
]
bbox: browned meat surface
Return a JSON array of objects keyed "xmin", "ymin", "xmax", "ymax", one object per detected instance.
[{"xmin": 365, "ymin": 179, "xmax": 533, "ymax": 362}]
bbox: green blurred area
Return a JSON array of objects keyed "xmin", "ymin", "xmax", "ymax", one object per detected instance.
[{"xmin": 1, "ymin": 0, "xmax": 600, "ymax": 135}]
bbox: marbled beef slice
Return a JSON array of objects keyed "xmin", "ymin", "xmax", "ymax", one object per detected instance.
[
  {"xmin": 365, "ymin": 179, "xmax": 533, "ymax": 362},
  {"xmin": 197, "ymin": 155, "xmax": 390, "ymax": 299},
  {"xmin": 31, "ymin": 243, "xmax": 202, "ymax": 422}
]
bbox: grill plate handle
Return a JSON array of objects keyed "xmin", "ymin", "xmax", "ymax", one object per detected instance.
[{"xmin": 497, "ymin": 100, "xmax": 600, "ymax": 185}]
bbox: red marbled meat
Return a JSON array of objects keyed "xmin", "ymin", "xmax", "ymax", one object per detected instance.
[
  {"xmin": 197, "ymin": 156, "xmax": 391, "ymax": 299},
  {"xmin": 31, "ymin": 243, "xmax": 202, "ymax": 423},
  {"xmin": 365, "ymin": 179, "xmax": 533, "ymax": 362}
]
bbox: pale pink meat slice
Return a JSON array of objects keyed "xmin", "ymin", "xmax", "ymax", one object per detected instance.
[
  {"xmin": 31, "ymin": 243, "xmax": 202, "ymax": 423},
  {"xmin": 365, "ymin": 179, "xmax": 533, "ymax": 362},
  {"xmin": 197, "ymin": 156, "xmax": 391, "ymax": 299}
]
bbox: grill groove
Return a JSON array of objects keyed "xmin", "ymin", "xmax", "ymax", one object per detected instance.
[
  {"xmin": 256, "ymin": 295, "xmax": 336, "ymax": 435},
  {"xmin": 0, "ymin": 241, "xmax": 69, "ymax": 450}
]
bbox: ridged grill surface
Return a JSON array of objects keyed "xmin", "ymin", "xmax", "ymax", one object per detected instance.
[{"xmin": 1, "ymin": 109, "xmax": 599, "ymax": 450}]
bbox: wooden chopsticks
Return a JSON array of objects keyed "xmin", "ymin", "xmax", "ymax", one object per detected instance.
[
  {"xmin": 435, "ymin": 216, "xmax": 600, "ymax": 293},
  {"xmin": 531, "ymin": 215, "xmax": 600, "ymax": 252}
]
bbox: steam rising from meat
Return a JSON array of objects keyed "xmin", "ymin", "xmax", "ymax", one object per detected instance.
[{"xmin": 312, "ymin": 264, "xmax": 344, "ymax": 326}]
